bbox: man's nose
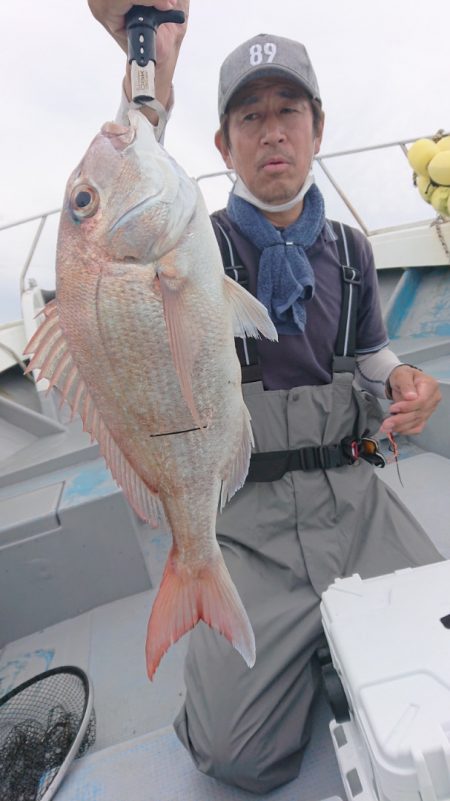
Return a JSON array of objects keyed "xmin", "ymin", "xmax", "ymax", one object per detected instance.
[{"xmin": 261, "ymin": 114, "xmax": 286, "ymax": 145}]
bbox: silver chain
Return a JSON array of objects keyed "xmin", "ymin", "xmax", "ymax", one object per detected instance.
[{"xmin": 432, "ymin": 216, "xmax": 450, "ymax": 264}]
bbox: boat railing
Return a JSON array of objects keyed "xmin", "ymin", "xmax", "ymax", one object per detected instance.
[{"xmin": 0, "ymin": 133, "xmax": 448, "ymax": 304}]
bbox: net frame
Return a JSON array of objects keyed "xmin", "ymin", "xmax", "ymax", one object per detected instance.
[{"xmin": 0, "ymin": 665, "xmax": 94, "ymax": 801}]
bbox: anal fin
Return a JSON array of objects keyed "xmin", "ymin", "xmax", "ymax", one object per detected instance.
[{"xmin": 220, "ymin": 403, "xmax": 254, "ymax": 509}]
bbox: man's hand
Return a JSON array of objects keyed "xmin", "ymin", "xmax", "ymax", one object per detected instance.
[
  {"xmin": 87, "ymin": 0, "xmax": 189, "ymax": 118},
  {"xmin": 380, "ymin": 365, "xmax": 442, "ymax": 436}
]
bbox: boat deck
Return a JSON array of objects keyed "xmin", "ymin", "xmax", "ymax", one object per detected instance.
[
  {"xmin": 0, "ymin": 585, "xmax": 343, "ymax": 801},
  {"xmin": 1, "ymin": 203, "xmax": 449, "ymax": 798},
  {"xmin": 1, "ymin": 439, "xmax": 449, "ymax": 800}
]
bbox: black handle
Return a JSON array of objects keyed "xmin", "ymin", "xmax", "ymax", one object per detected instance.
[{"xmin": 125, "ymin": 5, "xmax": 185, "ymax": 67}]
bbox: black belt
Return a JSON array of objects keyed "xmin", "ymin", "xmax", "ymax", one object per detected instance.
[{"xmin": 246, "ymin": 437, "xmax": 385, "ymax": 483}]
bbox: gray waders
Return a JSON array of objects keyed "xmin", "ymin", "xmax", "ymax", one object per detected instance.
[
  {"xmin": 174, "ymin": 221, "xmax": 442, "ymax": 794},
  {"xmin": 174, "ymin": 376, "xmax": 441, "ymax": 794}
]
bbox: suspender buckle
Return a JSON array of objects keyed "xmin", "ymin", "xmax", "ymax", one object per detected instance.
[
  {"xmin": 341, "ymin": 265, "xmax": 361, "ymax": 285},
  {"xmin": 332, "ymin": 355, "xmax": 356, "ymax": 374}
]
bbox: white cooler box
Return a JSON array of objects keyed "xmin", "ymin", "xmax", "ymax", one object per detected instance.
[{"xmin": 320, "ymin": 560, "xmax": 450, "ymax": 801}]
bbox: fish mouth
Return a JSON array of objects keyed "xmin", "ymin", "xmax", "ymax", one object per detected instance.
[
  {"xmin": 101, "ymin": 121, "xmax": 136, "ymax": 151},
  {"xmin": 108, "ymin": 191, "xmax": 164, "ymax": 233}
]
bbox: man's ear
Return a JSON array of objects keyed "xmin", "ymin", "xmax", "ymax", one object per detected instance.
[
  {"xmin": 215, "ymin": 129, "xmax": 234, "ymax": 170},
  {"xmin": 314, "ymin": 111, "xmax": 325, "ymax": 155}
]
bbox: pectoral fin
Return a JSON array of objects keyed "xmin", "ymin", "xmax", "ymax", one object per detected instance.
[
  {"xmin": 159, "ymin": 276, "xmax": 203, "ymax": 429},
  {"xmin": 223, "ymin": 275, "xmax": 278, "ymax": 341}
]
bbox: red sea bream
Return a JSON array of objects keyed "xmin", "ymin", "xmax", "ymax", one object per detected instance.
[{"xmin": 24, "ymin": 110, "xmax": 277, "ymax": 678}]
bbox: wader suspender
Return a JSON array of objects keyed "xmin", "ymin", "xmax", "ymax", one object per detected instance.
[
  {"xmin": 214, "ymin": 218, "xmax": 361, "ymax": 381},
  {"xmin": 213, "ymin": 218, "xmax": 382, "ymax": 478},
  {"xmin": 214, "ymin": 222, "xmax": 263, "ymax": 383},
  {"xmin": 330, "ymin": 220, "xmax": 361, "ymax": 376}
]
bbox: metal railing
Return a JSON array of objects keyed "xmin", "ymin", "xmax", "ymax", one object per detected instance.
[{"xmin": 1, "ymin": 133, "xmax": 448, "ymax": 296}]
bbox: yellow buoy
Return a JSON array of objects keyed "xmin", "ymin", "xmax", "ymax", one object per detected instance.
[
  {"xmin": 407, "ymin": 138, "xmax": 438, "ymax": 176},
  {"xmin": 431, "ymin": 186, "xmax": 450, "ymax": 215},
  {"xmin": 428, "ymin": 151, "xmax": 450, "ymax": 186},
  {"xmin": 436, "ymin": 135, "xmax": 450, "ymax": 152},
  {"xmin": 416, "ymin": 175, "xmax": 434, "ymax": 203}
]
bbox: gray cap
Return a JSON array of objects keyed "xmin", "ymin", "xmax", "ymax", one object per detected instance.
[{"xmin": 218, "ymin": 33, "xmax": 321, "ymax": 118}]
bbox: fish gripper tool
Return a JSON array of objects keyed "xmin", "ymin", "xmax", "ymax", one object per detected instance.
[{"xmin": 125, "ymin": 5, "xmax": 185, "ymax": 104}]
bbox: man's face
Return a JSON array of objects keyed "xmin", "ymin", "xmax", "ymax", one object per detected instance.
[{"xmin": 215, "ymin": 77, "xmax": 323, "ymax": 208}]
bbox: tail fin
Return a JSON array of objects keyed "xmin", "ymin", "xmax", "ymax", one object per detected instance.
[{"xmin": 146, "ymin": 546, "xmax": 255, "ymax": 680}]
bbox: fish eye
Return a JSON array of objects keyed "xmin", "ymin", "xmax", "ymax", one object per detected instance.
[{"xmin": 70, "ymin": 184, "xmax": 99, "ymax": 218}]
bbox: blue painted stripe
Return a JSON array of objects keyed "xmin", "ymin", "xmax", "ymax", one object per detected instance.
[
  {"xmin": 60, "ymin": 460, "xmax": 118, "ymax": 509},
  {"xmin": 385, "ymin": 268, "xmax": 424, "ymax": 339},
  {"xmin": 0, "ymin": 649, "xmax": 55, "ymax": 695}
]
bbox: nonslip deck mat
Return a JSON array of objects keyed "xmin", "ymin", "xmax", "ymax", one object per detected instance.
[{"xmin": 56, "ymin": 691, "xmax": 344, "ymax": 801}]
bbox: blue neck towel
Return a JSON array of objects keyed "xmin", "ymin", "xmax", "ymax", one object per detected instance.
[{"xmin": 227, "ymin": 184, "xmax": 325, "ymax": 334}]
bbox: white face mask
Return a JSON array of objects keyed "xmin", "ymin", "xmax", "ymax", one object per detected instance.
[{"xmin": 232, "ymin": 170, "xmax": 315, "ymax": 213}]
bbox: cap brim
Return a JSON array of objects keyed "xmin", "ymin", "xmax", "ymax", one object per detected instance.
[{"xmin": 220, "ymin": 66, "xmax": 320, "ymax": 117}]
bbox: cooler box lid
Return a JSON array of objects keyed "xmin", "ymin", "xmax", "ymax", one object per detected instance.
[{"xmin": 321, "ymin": 561, "xmax": 450, "ymax": 800}]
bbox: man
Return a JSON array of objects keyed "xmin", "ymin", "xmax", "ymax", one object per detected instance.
[{"xmin": 89, "ymin": 2, "xmax": 442, "ymax": 793}]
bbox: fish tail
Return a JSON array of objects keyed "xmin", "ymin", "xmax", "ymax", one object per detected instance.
[{"xmin": 145, "ymin": 546, "xmax": 255, "ymax": 680}]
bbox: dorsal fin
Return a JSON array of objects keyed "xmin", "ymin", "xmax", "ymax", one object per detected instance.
[{"xmin": 24, "ymin": 303, "xmax": 165, "ymax": 527}]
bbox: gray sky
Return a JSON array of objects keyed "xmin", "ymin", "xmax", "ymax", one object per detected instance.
[{"xmin": 1, "ymin": 0, "xmax": 450, "ymax": 324}]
